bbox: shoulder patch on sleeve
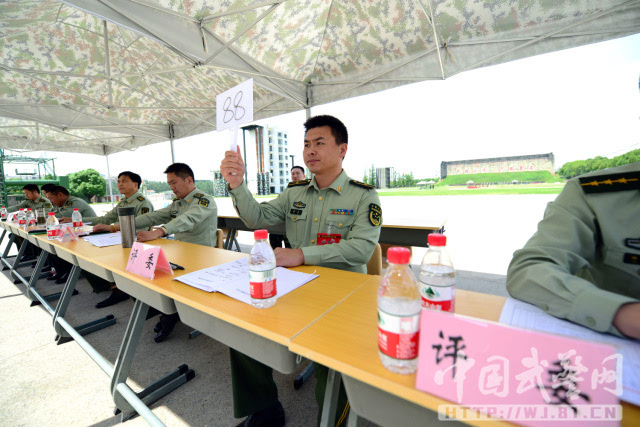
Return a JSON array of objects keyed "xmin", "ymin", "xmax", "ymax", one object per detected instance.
[
  {"xmin": 198, "ymin": 198, "xmax": 210, "ymax": 207},
  {"xmin": 44, "ymin": 203, "xmax": 52, "ymax": 208},
  {"xmin": 350, "ymin": 179, "xmax": 375, "ymax": 190},
  {"xmin": 141, "ymin": 207, "xmax": 150, "ymax": 214},
  {"xmin": 65, "ymin": 201, "xmax": 73, "ymax": 207},
  {"xmin": 137, "ymin": 196, "xmax": 145, "ymax": 202},
  {"xmin": 369, "ymin": 203, "xmax": 382, "ymax": 226},
  {"xmin": 579, "ymin": 171, "xmax": 640, "ymax": 194},
  {"xmin": 287, "ymin": 179, "xmax": 311, "ymax": 188},
  {"xmin": 194, "ymin": 193, "xmax": 203, "ymax": 198}
]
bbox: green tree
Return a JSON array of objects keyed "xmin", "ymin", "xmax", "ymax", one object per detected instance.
[
  {"xmin": 370, "ymin": 164, "xmax": 377, "ymax": 188},
  {"xmin": 363, "ymin": 169, "xmax": 369, "ymax": 185},
  {"xmin": 69, "ymin": 168, "xmax": 106, "ymax": 201}
]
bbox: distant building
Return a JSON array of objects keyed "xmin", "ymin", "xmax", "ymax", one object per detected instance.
[
  {"xmin": 375, "ymin": 167, "xmax": 395, "ymax": 189},
  {"xmin": 212, "ymin": 170, "xmax": 228, "ymax": 197},
  {"xmin": 440, "ymin": 153, "xmax": 555, "ymax": 179},
  {"xmin": 242, "ymin": 125, "xmax": 291, "ymax": 194}
]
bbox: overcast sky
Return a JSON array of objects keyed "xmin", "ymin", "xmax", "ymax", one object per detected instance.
[{"xmin": 21, "ymin": 33, "xmax": 640, "ymax": 183}]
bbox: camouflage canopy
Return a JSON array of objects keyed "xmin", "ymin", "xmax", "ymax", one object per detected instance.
[{"xmin": 1, "ymin": 0, "xmax": 638, "ymax": 155}]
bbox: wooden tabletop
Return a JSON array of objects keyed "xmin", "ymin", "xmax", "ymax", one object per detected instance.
[
  {"xmin": 47, "ymin": 236, "xmax": 376, "ymax": 346},
  {"xmin": 290, "ymin": 280, "xmax": 511, "ymax": 427}
]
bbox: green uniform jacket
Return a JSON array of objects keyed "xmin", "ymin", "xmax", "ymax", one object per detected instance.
[
  {"xmin": 135, "ymin": 188, "xmax": 217, "ymax": 247},
  {"xmin": 55, "ymin": 196, "xmax": 97, "ymax": 218},
  {"xmin": 229, "ymin": 170, "xmax": 382, "ymax": 273},
  {"xmin": 507, "ymin": 162, "xmax": 640, "ymax": 336},
  {"xmin": 7, "ymin": 195, "xmax": 54, "ymax": 213},
  {"xmin": 83, "ymin": 191, "xmax": 154, "ymax": 226}
]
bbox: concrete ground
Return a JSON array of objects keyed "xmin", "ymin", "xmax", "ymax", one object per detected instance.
[{"xmin": 0, "ymin": 240, "xmax": 507, "ymax": 426}]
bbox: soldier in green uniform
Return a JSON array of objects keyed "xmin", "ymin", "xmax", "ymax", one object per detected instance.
[
  {"xmin": 6, "ymin": 184, "xmax": 54, "ymax": 261},
  {"xmin": 507, "ymin": 162, "xmax": 640, "ymax": 340},
  {"xmin": 111, "ymin": 163, "xmax": 218, "ymax": 342},
  {"xmin": 220, "ymin": 115, "xmax": 382, "ymax": 427},
  {"xmin": 43, "ymin": 186, "xmax": 97, "ymax": 283},
  {"xmin": 40, "ymin": 183, "xmax": 59, "ymax": 215},
  {"xmin": 48, "ymin": 186, "xmax": 97, "ymax": 218},
  {"xmin": 7, "ymin": 183, "xmax": 53, "ymax": 213},
  {"xmin": 61, "ymin": 171, "xmax": 153, "ymax": 228},
  {"xmin": 59, "ymin": 172, "xmax": 155, "ymax": 305}
]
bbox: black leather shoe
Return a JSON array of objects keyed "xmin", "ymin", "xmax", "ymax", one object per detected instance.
[
  {"xmin": 42, "ymin": 265, "xmax": 52, "ymax": 273},
  {"xmin": 154, "ymin": 314, "xmax": 179, "ymax": 343},
  {"xmin": 47, "ymin": 273, "xmax": 61, "ymax": 281},
  {"xmin": 54, "ymin": 273, "xmax": 69, "ymax": 284},
  {"xmin": 95, "ymin": 291, "xmax": 130, "ymax": 308},
  {"xmin": 236, "ymin": 401, "xmax": 285, "ymax": 427},
  {"xmin": 153, "ymin": 320, "xmax": 163, "ymax": 333}
]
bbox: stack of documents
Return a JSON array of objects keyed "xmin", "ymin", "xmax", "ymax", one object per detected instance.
[
  {"xmin": 83, "ymin": 232, "xmax": 122, "ymax": 247},
  {"xmin": 175, "ymin": 258, "xmax": 319, "ymax": 305}
]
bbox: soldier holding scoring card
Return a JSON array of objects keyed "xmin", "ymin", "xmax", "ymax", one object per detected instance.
[{"xmin": 220, "ymin": 114, "xmax": 382, "ymax": 426}]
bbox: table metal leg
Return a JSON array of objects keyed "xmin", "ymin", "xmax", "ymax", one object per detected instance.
[
  {"xmin": 347, "ymin": 411, "xmax": 363, "ymax": 427},
  {"xmin": 1, "ymin": 232, "xmax": 15, "ymax": 270},
  {"xmin": 111, "ymin": 299, "xmax": 194, "ymax": 424},
  {"xmin": 52, "ymin": 265, "xmax": 116, "ymax": 344},
  {"xmin": 223, "ymin": 228, "xmax": 235, "ymax": 250},
  {"xmin": 320, "ymin": 369, "xmax": 342, "ymax": 427},
  {"xmin": 294, "ymin": 362, "xmax": 315, "ymax": 390},
  {"xmin": 9, "ymin": 237, "xmax": 29, "ymax": 284}
]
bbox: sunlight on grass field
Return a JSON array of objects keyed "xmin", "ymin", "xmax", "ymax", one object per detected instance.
[{"xmin": 377, "ymin": 183, "xmax": 565, "ymax": 196}]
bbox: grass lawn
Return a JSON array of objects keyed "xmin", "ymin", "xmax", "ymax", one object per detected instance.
[{"xmin": 377, "ymin": 183, "xmax": 565, "ymax": 196}]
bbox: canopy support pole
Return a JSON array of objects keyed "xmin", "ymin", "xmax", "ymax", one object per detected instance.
[
  {"xmin": 169, "ymin": 123, "xmax": 176, "ymax": 163},
  {"xmin": 104, "ymin": 145, "xmax": 114, "ymax": 208}
]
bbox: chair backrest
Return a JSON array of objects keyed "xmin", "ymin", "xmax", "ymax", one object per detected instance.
[
  {"xmin": 366, "ymin": 243, "xmax": 382, "ymax": 276},
  {"xmin": 216, "ymin": 229, "xmax": 224, "ymax": 249}
]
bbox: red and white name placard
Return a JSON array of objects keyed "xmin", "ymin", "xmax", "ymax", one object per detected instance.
[
  {"xmin": 415, "ymin": 310, "xmax": 621, "ymax": 426},
  {"xmin": 125, "ymin": 242, "xmax": 172, "ymax": 280}
]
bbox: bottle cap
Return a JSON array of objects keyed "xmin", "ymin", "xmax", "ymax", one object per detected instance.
[
  {"xmin": 428, "ymin": 233, "xmax": 446, "ymax": 247},
  {"xmin": 387, "ymin": 247, "xmax": 411, "ymax": 264},
  {"xmin": 73, "ymin": 208, "xmax": 79, "ymax": 211},
  {"xmin": 254, "ymin": 229, "xmax": 268, "ymax": 240},
  {"xmin": 48, "ymin": 212, "xmax": 55, "ymax": 216},
  {"xmin": 27, "ymin": 208, "xmax": 32, "ymax": 211}
]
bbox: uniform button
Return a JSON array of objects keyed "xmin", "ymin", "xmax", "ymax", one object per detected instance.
[
  {"xmin": 541, "ymin": 304, "xmax": 549, "ymax": 311},
  {"xmin": 586, "ymin": 317, "xmax": 596, "ymax": 327},
  {"xmin": 293, "ymin": 216, "xmax": 297, "ymax": 220},
  {"xmin": 338, "ymin": 223, "xmax": 342, "ymax": 227},
  {"xmin": 319, "ymin": 197, "xmax": 322, "ymax": 201},
  {"xmin": 311, "ymin": 239, "xmax": 315, "ymax": 244},
  {"xmin": 314, "ymin": 218, "xmax": 318, "ymax": 222},
  {"xmin": 337, "ymin": 186, "xmax": 342, "ymax": 192}
]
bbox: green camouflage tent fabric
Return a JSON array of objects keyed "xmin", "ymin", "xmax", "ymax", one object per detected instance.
[{"xmin": 0, "ymin": 0, "xmax": 638, "ymax": 155}]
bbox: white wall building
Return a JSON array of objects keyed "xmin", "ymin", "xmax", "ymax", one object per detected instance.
[{"xmin": 241, "ymin": 124, "xmax": 291, "ymax": 194}]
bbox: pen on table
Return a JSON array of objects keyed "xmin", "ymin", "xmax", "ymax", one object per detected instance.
[{"xmin": 170, "ymin": 262, "xmax": 185, "ymax": 270}]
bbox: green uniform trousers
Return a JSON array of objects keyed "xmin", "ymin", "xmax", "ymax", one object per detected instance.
[
  {"xmin": 82, "ymin": 270, "xmax": 113, "ymax": 293},
  {"xmin": 230, "ymin": 348, "xmax": 349, "ymax": 426}
]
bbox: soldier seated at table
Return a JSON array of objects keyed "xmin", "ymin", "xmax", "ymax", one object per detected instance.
[
  {"xmin": 220, "ymin": 115, "xmax": 382, "ymax": 427},
  {"xmin": 6, "ymin": 184, "xmax": 54, "ymax": 261},
  {"xmin": 45, "ymin": 186, "xmax": 97, "ymax": 284},
  {"xmin": 507, "ymin": 162, "xmax": 640, "ymax": 340},
  {"xmin": 107, "ymin": 163, "xmax": 218, "ymax": 343},
  {"xmin": 58, "ymin": 171, "xmax": 155, "ymax": 307}
]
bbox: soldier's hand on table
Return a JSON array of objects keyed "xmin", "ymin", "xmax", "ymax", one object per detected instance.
[
  {"xmin": 274, "ymin": 248, "xmax": 304, "ymax": 267},
  {"xmin": 613, "ymin": 302, "xmax": 640, "ymax": 339},
  {"xmin": 92, "ymin": 223, "xmax": 112, "ymax": 233},
  {"xmin": 59, "ymin": 217, "xmax": 71, "ymax": 223},
  {"xmin": 136, "ymin": 229, "xmax": 164, "ymax": 242},
  {"xmin": 220, "ymin": 146, "xmax": 245, "ymax": 190}
]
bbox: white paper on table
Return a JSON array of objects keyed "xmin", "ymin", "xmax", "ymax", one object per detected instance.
[
  {"xmin": 500, "ymin": 297, "xmax": 640, "ymax": 405},
  {"xmin": 82, "ymin": 232, "xmax": 122, "ymax": 247},
  {"xmin": 174, "ymin": 258, "xmax": 319, "ymax": 305}
]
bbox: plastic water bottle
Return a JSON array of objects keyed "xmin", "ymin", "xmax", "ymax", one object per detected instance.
[
  {"xmin": 26, "ymin": 208, "xmax": 35, "ymax": 228},
  {"xmin": 419, "ymin": 234, "xmax": 455, "ymax": 313},
  {"xmin": 17, "ymin": 209, "xmax": 26, "ymax": 227},
  {"xmin": 71, "ymin": 208, "xmax": 83, "ymax": 230},
  {"xmin": 1, "ymin": 206, "xmax": 6, "ymax": 220},
  {"xmin": 46, "ymin": 212, "xmax": 59, "ymax": 240},
  {"xmin": 249, "ymin": 229, "xmax": 277, "ymax": 308},
  {"xmin": 378, "ymin": 247, "xmax": 421, "ymax": 374}
]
